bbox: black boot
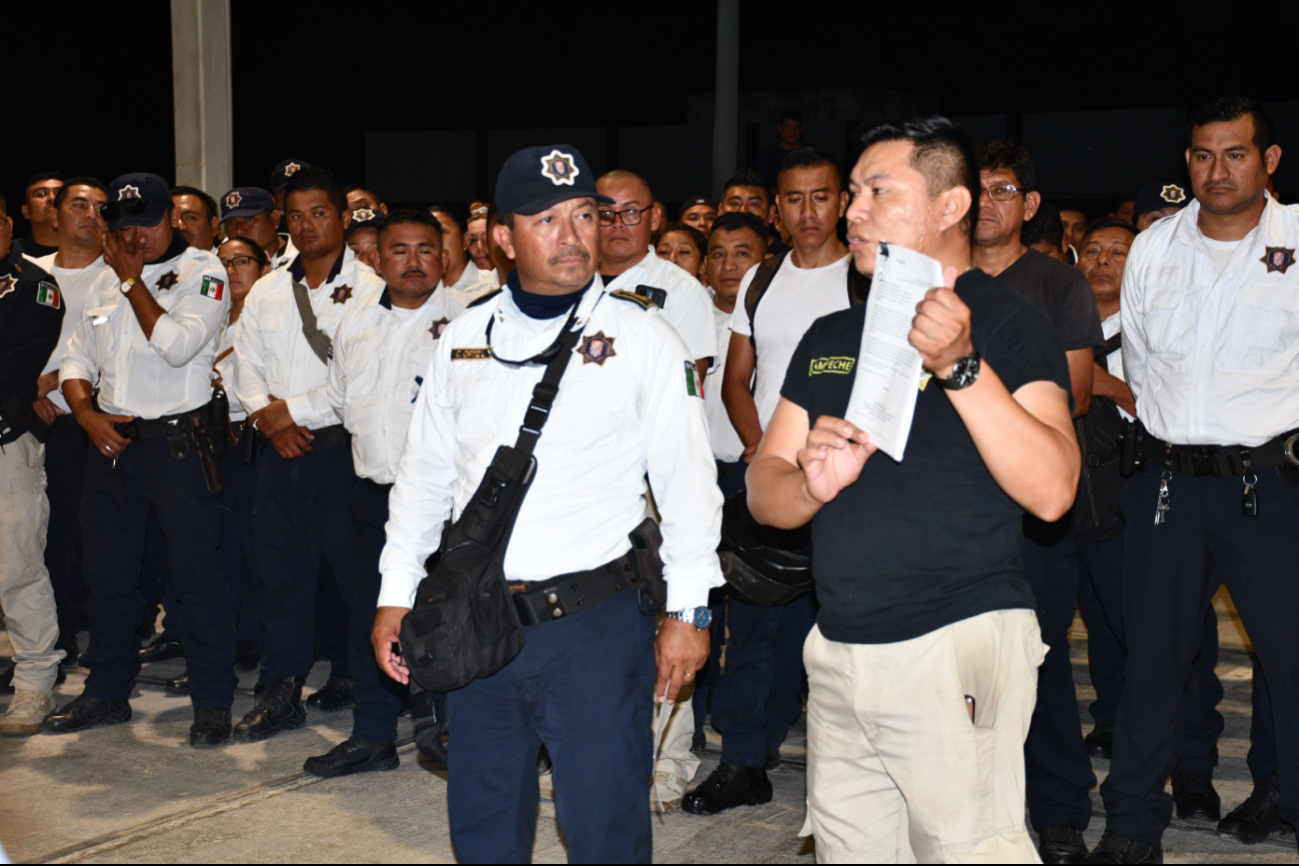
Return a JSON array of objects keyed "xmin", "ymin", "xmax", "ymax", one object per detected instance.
[
  {"xmin": 303, "ymin": 737, "xmax": 399, "ymax": 778},
  {"xmin": 306, "ymin": 677, "xmax": 356, "ymax": 712},
  {"xmin": 165, "ymin": 671, "xmax": 191, "ymax": 696},
  {"xmin": 681, "ymin": 762, "xmax": 773, "ymax": 815},
  {"xmin": 138, "ymin": 636, "xmax": 184, "ymax": 663},
  {"xmin": 1172, "ymin": 770, "xmax": 1221, "ymax": 821},
  {"xmin": 234, "ymin": 640, "xmax": 260, "ymax": 673},
  {"xmin": 1039, "ymin": 825, "xmax": 1088, "ymax": 864},
  {"xmin": 1085, "ymin": 719, "xmax": 1114, "ymax": 759},
  {"xmin": 41, "ymin": 694, "xmax": 132, "ymax": 733},
  {"xmin": 1083, "ymin": 831, "xmax": 1162, "ymax": 864},
  {"xmin": 233, "ymin": 676, "xmax": 306, "ymax": 742},
  {"xmin": 190, "ymin": 706, "xmax": 232, "ymax": 748},
  {"xmin": 1218, "ymin": 772, "xmax": 1282, "ymax": 844}
]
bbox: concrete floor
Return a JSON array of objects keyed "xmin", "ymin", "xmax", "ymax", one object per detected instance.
[{"xmin": 1, "ymin": 591, "xmax": 1294, "ymax": 864}]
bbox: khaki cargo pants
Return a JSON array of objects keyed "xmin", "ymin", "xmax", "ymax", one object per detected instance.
[{"xmin": 802, "ymin": 609, "xmax": 1047, "ymax": 864}]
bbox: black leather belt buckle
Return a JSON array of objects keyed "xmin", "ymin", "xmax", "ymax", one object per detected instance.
[
  {"xmin": 1285, "ymin": 433, "xmax": 1299, "ymax": 468},
  {"xmin": 1187, "ymin": 450, "xmax": 1219, "ymax": 477}
]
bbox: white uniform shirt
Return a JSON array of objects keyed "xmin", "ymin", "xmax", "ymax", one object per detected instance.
[
  {"xmin": 730, "ymin": 253, "xmax": 853, "ymax": 428},
  {"xmin": 214, "ymin": 316, "xmax": 246, "ymax": 422},
  {"xmin": 328, "ymin": 286, "xmax": 465, "ymax": 484},
  {"xmin": 61, "ymin": 243, "xmax": 230, "ymax": 418},
  {"xmin": 270, "ymin": 235, "xmax": 298, "ymax": 271},
  {"xmin": 602, "ymin": 247, "xmax": 718, "ymax": 365},
  {"xmin": 705, "ymin": 304, "xmax": 745, "ymax": 462},
  {"xmin": 1101, "ymin": 313, "xmax": 1134, "ymax": 423},
  {"xmin": 33, "ymin": 254, "xmax": 118, "ymax": 414},
  {"xmin": 234, "ymin": 247, "xmax": 384, "ymax": 429},
  {"xmin": 444, "ymin": 261, "xmax": 500, "ymax": 309},
  {"xmin": 1121, "ymin": 195, "xmax": 1299, "ymax": 446},
  {"xmin": 378, "ymin": 280, "xmax": 725, "ymax": 612}
]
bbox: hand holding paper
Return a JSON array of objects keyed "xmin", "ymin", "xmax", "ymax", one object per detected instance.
[{"xmin": 909, "ymin": 268, "xmax": 972, "ymax": 379}]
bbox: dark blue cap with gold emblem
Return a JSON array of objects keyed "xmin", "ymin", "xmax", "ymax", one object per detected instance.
[
  {"xmin": 105, "ymin": 173, "xmax": 173, "ymax": 231},
  {"xmin": 345, "ymin": 207, "xmax": 385, "ymax": 237},
  {"xmin": 1134, "ymin": 182, "xmax": 1189, "ymax": 221},
  {"xmin": 495, "ymin": 144, "xmax": 613, "ymax": 217},
  {"xmin": 220, "ymin": 187, "xmax": 277, "ymax": 222},
  {"xmin": 271, "ymin": 159, "xmax": 311, "ymax": 194}
]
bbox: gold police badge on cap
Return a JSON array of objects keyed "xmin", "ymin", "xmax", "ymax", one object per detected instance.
[
  {"xmin": 352, "ymin": 208, "xmax": 376, "ymax": 222},
  {"xmin": 1261, "ymin": 246, "xmax": 1296, "ymax": 275},
  {"xmin": 1160, "ymin": 184, "xmax": 1186, "ymax": 205},
  {"xmin": 540, "ymin": 150, "xmax": 579, "ymax": 187},
  {"xmin": 118, "ymin": 185, "xmax": 141, "ymax": 201},
  {"xmin": 225, "ymin": 190, "xmax": 243, "ymax": 209},
  {"xmin": 284, "ymin": 162, "xmax": 301, "ymax": 177}
]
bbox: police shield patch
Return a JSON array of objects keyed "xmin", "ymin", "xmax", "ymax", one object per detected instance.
[
  {"xmin": 1261, "ymin": 246, "xmax": 1296, "ymax": 275},
  {"xmin": 200, "ymin": 275, "xmax": 225, "ymax": 300},
  {"xmin": 0, "ymin": 274, "xmax": 16, "ymax": 299},
  {"xmin": 577, "ymin": 331, "xmax": 617, "ymax": 366},
  {"xmin": 36, "ymin": 281, "xmax": 62, "ymax": 309}
]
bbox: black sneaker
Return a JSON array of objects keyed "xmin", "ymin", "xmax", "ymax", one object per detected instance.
[
  {"xmin": 1085, "ymin": 720, "xmax": 1114, "ymax": 759},
  {"xmin": 681, "ymin": 762, "xmax": 773, "ymax": 815},
  {"xmin": 1218, "ymin": 772, "xmax": 1283, "ymax": 844},
  {"xmin": 1084, "ymin": 831, "xmax": 1162, "ymax": 864},
  {"xmin": 304, "ymin": 737, "xmax": 398, "ymax": 778},
  {"xmin": 1039, "ymin": 825, "xmax": 1087, "ymax": 864},
  {"xmin": 233, "ymin": 677, "xmax": 306, "ymax": 742},
  {"xmin": 765, "ymin": 741, "xmax": 782, "ymax": 772},
  {"xmin": 41, "ymin": 694, "xmax": 132, "ymax": 733},
  {"xmin": 305, "ymin": 677, "xmax": 356, "ymax": 712}
]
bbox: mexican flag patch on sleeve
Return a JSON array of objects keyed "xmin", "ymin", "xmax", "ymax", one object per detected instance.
[
  {"xmin": 36, "ymin": 281, "xmax": 61, "ymax": 309},
  {"xmin": 200, "ymin": 275, "xmax": 225, "ymax": 300},
  {"xmin": 685, "ymin": 360, "xmax": 703, "ymax": 399}
]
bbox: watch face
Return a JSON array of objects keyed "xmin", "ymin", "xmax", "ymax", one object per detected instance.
[{"xmin": 694, "ymin": 607, "xmax": 712, "ymax": 629}]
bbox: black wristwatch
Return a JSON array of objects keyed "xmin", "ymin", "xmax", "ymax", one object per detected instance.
[{"xmin": 933, "ymin": 350, "xmax": 980, "ymax": 390}]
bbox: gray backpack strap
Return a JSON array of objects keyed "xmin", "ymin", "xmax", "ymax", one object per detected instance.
[{"xmin": 291, "ymin": 279, "xmax": 333, "ymax": 364}]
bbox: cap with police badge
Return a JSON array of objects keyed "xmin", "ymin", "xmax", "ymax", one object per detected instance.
[
  {"xmin": 1133, "ymin": 181, "xmax": 1189, "ymax": 221},
  {"xmin": 345, "ymin": 207, "xmax": 385, "ymax": 237},
  {"xmin": 104, "ymin": 173, "xmax": 173, "ymax": 232},
  {"xmin": 271, "ymin": 159, "xmax": 311, "ymax": 194},
  {"xmin": 678, "ymin": 195, "xmax": 716, "ymax": 220},
  {"xmin": 220, "ymin": 187, "xmax": 277, "ymax": 222},
  {"xmin": 495, "ymin": 144, "xmax": 613, "ymax": 216}
]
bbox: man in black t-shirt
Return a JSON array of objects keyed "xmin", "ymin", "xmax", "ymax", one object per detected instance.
[
  {"xmin": 748, "ymin": 116, "xmax": 1078, "ymax": 863},
  {"xmin": 974, "ymin": 140, "xmax": 1108, "ymax": 863}
]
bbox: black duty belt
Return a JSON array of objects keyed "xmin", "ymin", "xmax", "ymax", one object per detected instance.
[
  {"xmin": 308, "ymin": 423, "xmax": 351, "ymax": 451},
  {"xmin": 362, "ymin": 477, "xmax": 393, "ymax": 494},
  {"xmin": 125, "ymin": 408, "xmax": 207, "ymax": 440},
  {"xmin": 53, "ymin": 413, "xmax": 80, "ymax": 429},
  {"xmin": 510, "ymin": 552, "xmax": 641, "ymax": 626},
  {"xmin": 1142, "ymin": 429, "xmax": 1299, "ymax": 477}
]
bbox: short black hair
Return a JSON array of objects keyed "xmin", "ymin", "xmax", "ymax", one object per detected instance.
[
  {"xmin": 858, "ymin": 115, "xmax": 981, "ymax": 240},
  {"xmin": 343, "ymin": 184, "xmax": 384, "ymax": 205},
  {"xmin": 53, "ymin": 176, "xmax": 106, "ymax": 210},
  {"xmin": 977, "ymin": 139, "xmax": 1036, "ymax": 193},
  {"xmin": 379, "ymin": 209, "xmax": 444, "ymax": 242},
  {"xmin": 777, "ymin": 146, "xmax": 842, "ymax": 191},
  {"xmin": 1021, "ymin": 200, "xmax": 1064, "ymax": 249},
  {"xmin": 722, "ymin": 169, "xmax": 771, "ymax": 205},
  {"xmin": 708, "ymin": 211, "xmax": 769, "ymax": 245},
  {"xmin": 283, "ymin": 167, "xmax": 348, "ymax": 216},
  {"xmin": 1187, "ymin": 96, "xmax": 1277, "ymax": 153},
  {"xmin": 1081, "ymin": 216, "xmax": 1137, "ymax": 242},
  {"xmin": 658, "ymin": 222, "xmax": 707, "ymax": 258},
  {"xmin": 171, "ymin": 185, "xmax": 218, "ymax": 222},
  {"xmin": 217, "ymin": 235, "xmax": 272, "ymax": 269},
  {"xmin": 779, "ymin": 109, "xmax": 803, "ymax": 124},
  {"xmin": 25, "ymin": 172, "xmax": 65, "ymax": 198},
  {"xmin": 426, "ymin": 204, "xmax": 466, "ymax": 232}
]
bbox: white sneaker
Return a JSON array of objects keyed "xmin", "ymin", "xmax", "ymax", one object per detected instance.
[{"xmin": 1, "ymin": 689, "xmax": 54, "ymax": 737}]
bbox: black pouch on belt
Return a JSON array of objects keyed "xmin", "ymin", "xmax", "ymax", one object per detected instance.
[
  {"xmin": 207, "ymin": 385, "xmax": 231, "ymax": 459},
  {"xmin": 628, "ymin": 517, "xmax": 667, "ymax": 611}
]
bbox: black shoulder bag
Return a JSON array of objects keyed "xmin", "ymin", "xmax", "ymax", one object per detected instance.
[
  {"xmin": 1073, "ymin": 331, "xmax": 1132, "ymax": 545},
  {"xmin": 398, "ymin": 310, "xmax": 586, "ymax": 693}
]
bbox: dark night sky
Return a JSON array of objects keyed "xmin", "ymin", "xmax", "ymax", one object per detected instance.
[{"xmin": 8, "ymin": 1, "xmax": 1299, "ymax": 232}]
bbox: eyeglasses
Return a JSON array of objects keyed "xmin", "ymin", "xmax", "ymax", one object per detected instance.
[
  {"xmin": 980, "ymin": 183, "xmax": 1025, "ymax": 203},
  {"xmin": 598, "ymin": 205, "xmax": 650, "ymax": 227},
  {"xmin": 219, "ymin": 255, "xmax": 257, "ymax": 269}
]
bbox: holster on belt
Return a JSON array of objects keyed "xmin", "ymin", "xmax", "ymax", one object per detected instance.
[{"xmin": 0, "ymin": 396, "xmax": 53, "ymax": 443}]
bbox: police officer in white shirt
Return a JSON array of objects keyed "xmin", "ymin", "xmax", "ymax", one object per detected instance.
[
  {"xmin": 219, "ymin": 187, "xmax": 297, "ymax": 270},
  {"xmin": 303, "ymin": 211, "xmax": 463, "ymax": 778},
  {"xmin": 30, "ymin": 178, "xmax": 115, "ymax": 668},
  {"xmin": 232, "ymin": 168, "xmax": 384, "ymax": 742},
  {"xmin": 371, "ymin": 145, "xmax": 723, "ymax": 862},
  {"xmin": 1090, "ymin": 98, "xmax": 1299, "ymax": 864},
  {"xmin": 46, "ymin": 173, "xmax": 236, "ymax": 747},
  {"xmin": 427, "ymin": 204, "xmax": 490, "ymax": 308},
  {"xmin": 595, "ymin": 170, "xmax": 717, "ymax": 377}
]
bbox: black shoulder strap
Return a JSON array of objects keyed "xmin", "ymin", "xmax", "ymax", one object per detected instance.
[
  {"xmin": 1096, "ymin": 330, "xmax": 1122, "ymax": 362},
  {"xmin": 744, "ymin": 250, "xmax": 789, "ymax": 348},
  {"xmin": 512, "ymin": 322, "xmax": 585, "ymax": 458}
]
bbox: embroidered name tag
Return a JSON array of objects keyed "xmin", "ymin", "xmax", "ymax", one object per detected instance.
[{"xmin": 451, "ymin": 348, "xmax": 492, "ymax": 361}]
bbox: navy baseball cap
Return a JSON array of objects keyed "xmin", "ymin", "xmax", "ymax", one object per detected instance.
[
  {"xmin": 1134, "ymin": 182, "xmax": 1189, "ymax": 220},
  {"xmin": 104, "ymin": 173, "xmax": 172, "ymax": 231},
  {"xmin": 271, "ymin": 159, "xmax": 311, "ymax": 193},
  {"xmin": 345, "ymin": 206, "xmax": 385, "ymax": 237},
  {"xmin": 220, "ymin": 187, "xmax": 277, "ymax": 222},
  {"xmin": 495, "ymin": 145, "xmax": 612, "ymax": 217},
  {"xmin": 678, "ymin": 196, "xmax": 716, "ymax": 219}
]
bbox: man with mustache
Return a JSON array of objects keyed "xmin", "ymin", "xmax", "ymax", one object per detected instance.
[
  {"xmin": 307, "ymin": 210, "xmax": 463, "ymax": 778},
  {"xmin": 233, "ymin": 167, "xmax": 384, "ymax": 742},
  {"xmin": 372, "ymin": 144, "xmax": 723, "ymax": 861}
]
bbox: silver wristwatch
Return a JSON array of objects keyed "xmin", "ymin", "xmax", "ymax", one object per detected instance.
[{"xmin": 666, "ymin": 606, "xmax": 712, "ymax": 629}]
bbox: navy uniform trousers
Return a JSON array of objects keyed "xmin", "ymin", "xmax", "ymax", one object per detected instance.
[
  {"xmin": 79, "ymin": 437, "xmax": 236, "ymax": 707},
  {"xmin": 218, "ymin": 422, "xmax": 262, "ymax": 646},
  {"xmin": 347, "ymin": 478, "xmax": 405, "ymax": 741},
  {"xmin": 1102, "ymin": 468, "xmax": 1299, "ymax": 846},
  {"xmin": 43, "ymin": 415, "xmax": 87, "ymax": 644},
  {"xmin": 254, "ymin": 444, "xmax": 356, "ymax": 682},
  {"xmin": 447, "ymin": 588, "xmax": 656, "ymax": 864}
]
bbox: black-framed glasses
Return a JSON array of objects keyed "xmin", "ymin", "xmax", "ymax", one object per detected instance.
[
  {"xmin": 980, "ymin": 183, "xmax": 1024, "ymax": 203},
  {"xmin": 220, "ymin": 255, "xmax": 257, "ymax": 269},
  {"xmin": 598, "ymin": 205, "xmax": 650, "ymax": 227}
]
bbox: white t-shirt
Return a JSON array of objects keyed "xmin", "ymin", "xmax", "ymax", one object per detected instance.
[
  {"xmin": 1101, "ymin": 312, "xmax": 1134, "ymax": 423},
  {"xmin": 33, "ymin": 253, "xmax": 119, "ymax": 413},
  {"xmin": 1202, "ymin": 236, "xmax": 1241, "ymax": 274},
  {"xmin": 730, "ymin": 253, "xmax": 853, "ymax": 428},
  {"xmin": 705, "ymin": 304, "xmax": 745, "ymax": 462}
]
